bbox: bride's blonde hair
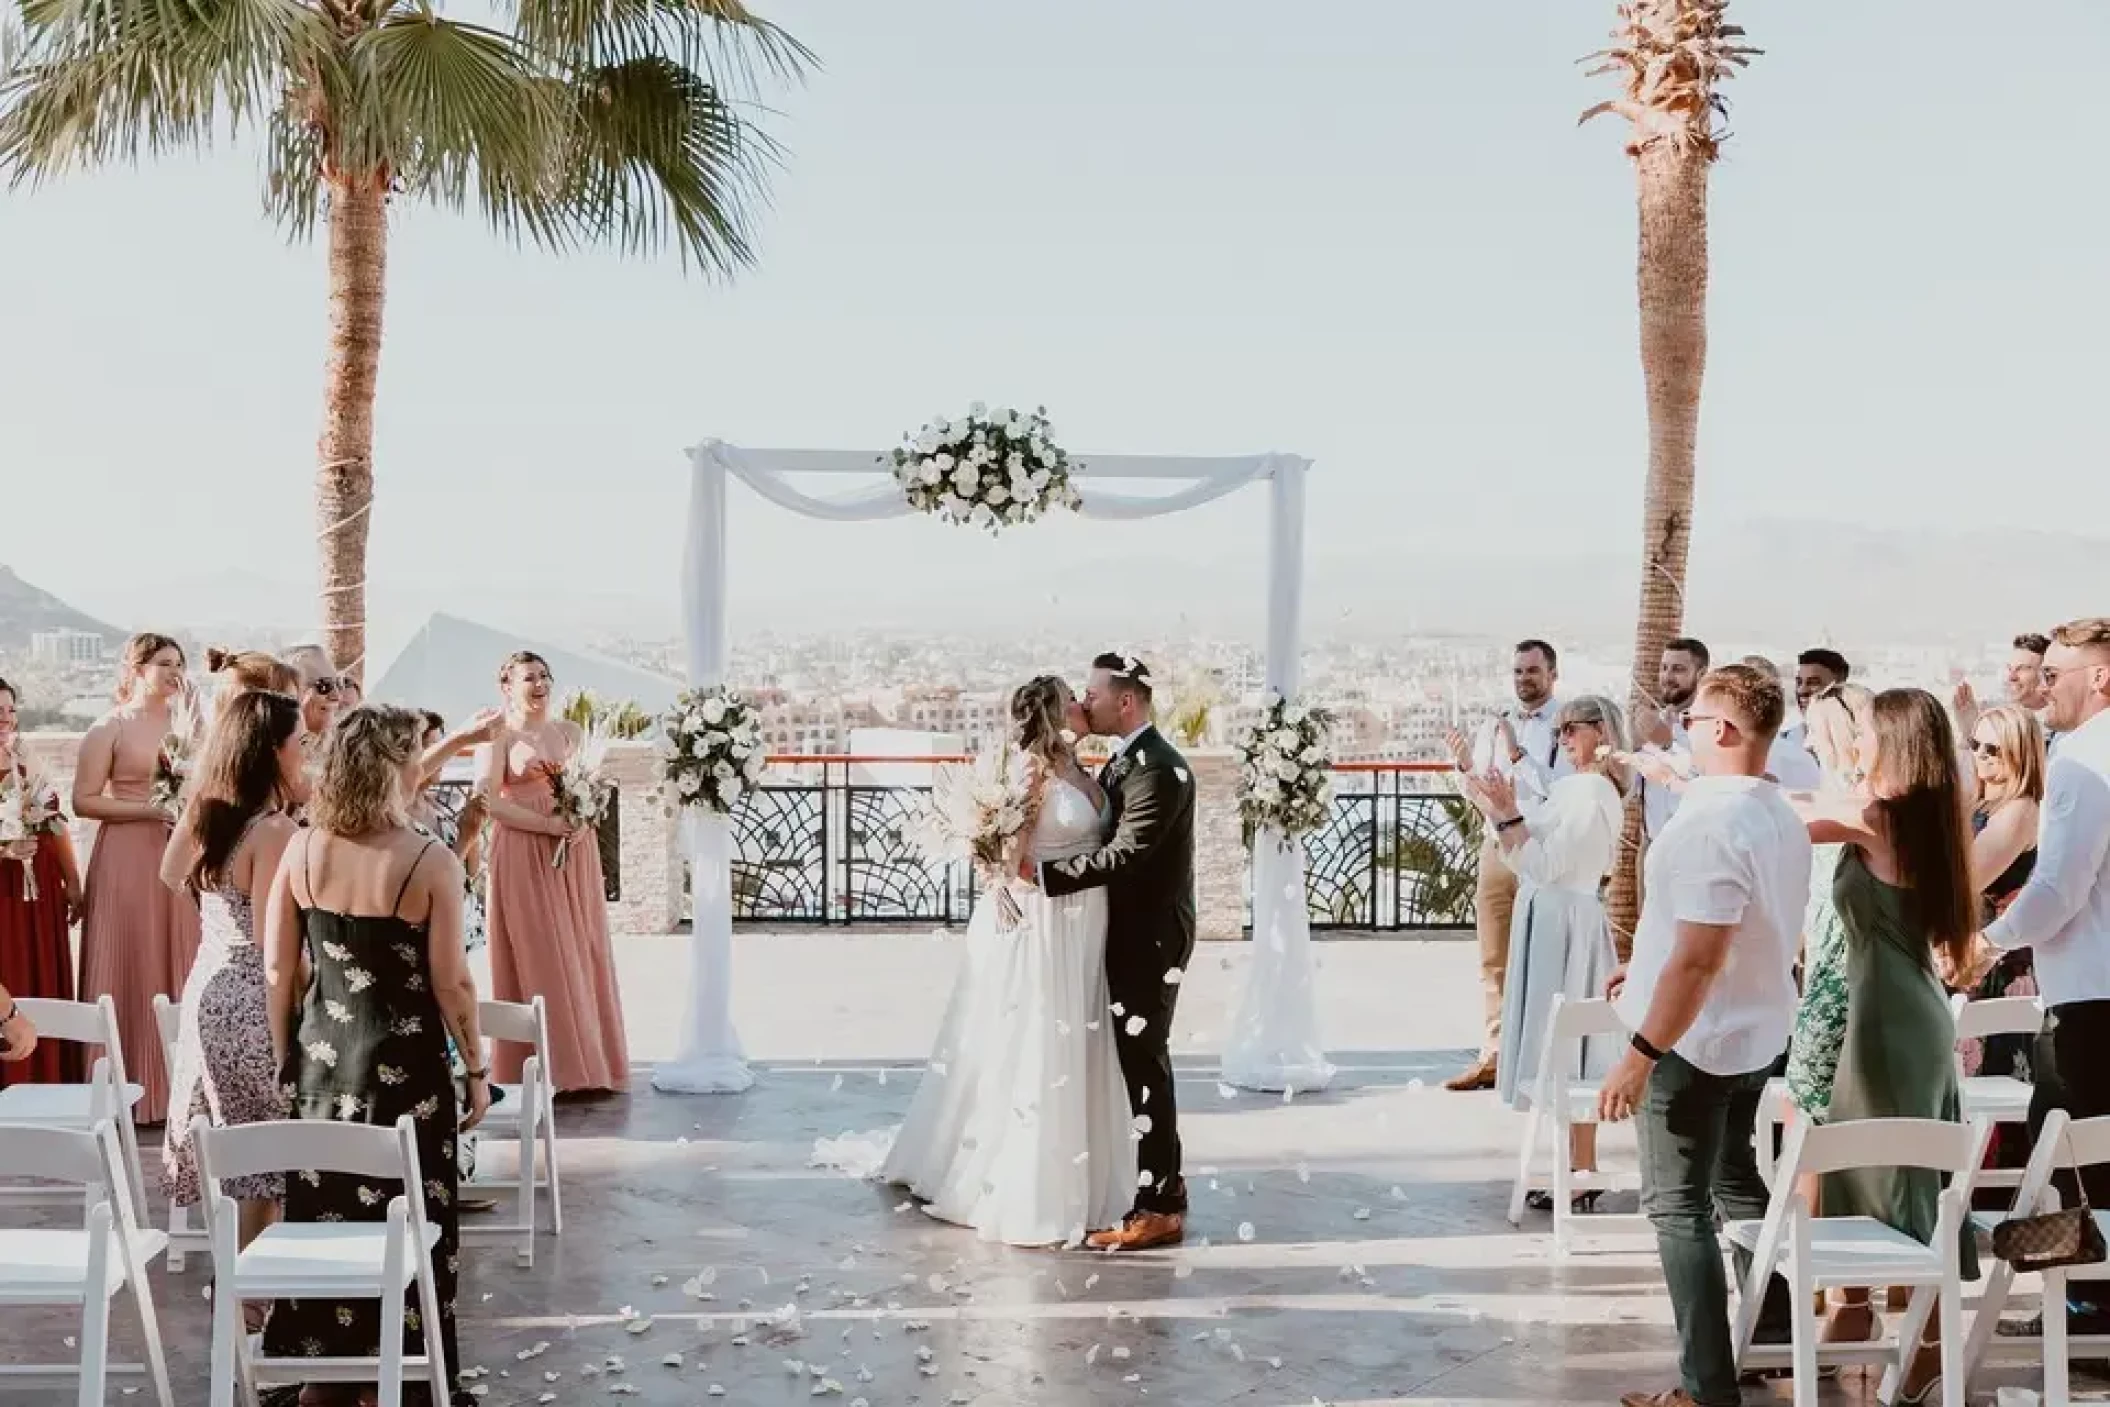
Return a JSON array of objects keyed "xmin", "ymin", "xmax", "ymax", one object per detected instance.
[{"xmin": 1010, "ymin": 676, "xmax": 1075, "ymax": 775}]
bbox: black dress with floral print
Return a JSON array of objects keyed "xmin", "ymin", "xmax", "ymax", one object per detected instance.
[{"xmin": 264, "ymin": 840, "xmax": 467, "ymax": 1405}]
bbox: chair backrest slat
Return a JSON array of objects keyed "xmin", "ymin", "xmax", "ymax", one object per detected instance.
[
  {"xmin": 0, "ymin": 1122, "xmax": 103, "ymax": 1184},
  {"xmin": 15, "ymin": 995, "xmax": 117, "ymax": 1048},
  {"xmin": 152, "ymin": 995, "xmax": 182, "ymax": 1053},
  {"xmin": 1951, "ymin": 993, "xmax": 2044, "ymax": 1043},
  {"xmin": 199, "ymin": 1117, "xmax": 414, "ymax": 1184},
  {"xmin": 1548, "ymin": 996, "xmax": 1626, "ymax": 1042},
  {"xmin": 1794, "ymin": 1117, "xmax": 1984, "ymax": 1178},
  {"xmin": 477, "ymin": 998, "xmax": 540, "ymax": 1046}
]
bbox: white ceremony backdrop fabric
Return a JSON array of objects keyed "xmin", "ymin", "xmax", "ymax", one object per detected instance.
[
  {"xmin": 658, "ymin": 440, "xmax": 1330, "ymax": 1094},
  {"xmin": 1221, "ymin": 459, "xmax": 1335, "ymax": 1092}
]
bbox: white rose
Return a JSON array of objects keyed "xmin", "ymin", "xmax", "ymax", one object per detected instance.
[
  {"xmin": 985, "ymin": 483, "xmax": 1010, "ymax": 506},
  {"xmin": 1286, "ymin": 706, "xmax": 1309, "ymax": 726},
  {"xmin": 918, "ymin": 460, "xmax": 943, "ymax": 485},
  {"xmin": 689, "ymin": 736, "xmax": 711, "ymax": 759},
  {"xmin": 1275, "ymin": 759, "xmax": 1300, "ymax": 781},
  {"xmin": 743, "ymin": 752, "xmax": 767, "ymax": 779},
  {"xmin": 1301, "ymin": 744, "xmax": 1326, "ymax": 764},
  {"xmin": 944, "ymin": 493, "xmax": 971, "ymax": 519},
  {"xmin": 914, "ymin": 432, "xmax": 940, "ymax": 455},
  {"xmin": 970, "ymin": 502, "xmax": 996, "ymax": 530},
  {"xmin": 713, "ymin": 761, "xmax": 735, "ymax": 782},
  {"xmin": 950, "ymin": 463, "xmax": 978, "ymax": 495},
  {"xmin": 1272, "ymin": 728, "xmax": 1299, "ymax": 751},
  {"xmin": 1253, "ymin": 780, "xmax": 1281, "ymax": 804},
  {"xmin": 968, "ymin": 400, "xmax": 987, "ymax": 418},
  {"xmin": 699, "ymin": 697, "xmax": 727, "ymax": 726},
  {"xmin": 721, "ymin": 778, "xmax": 744, "ymax": 809}
]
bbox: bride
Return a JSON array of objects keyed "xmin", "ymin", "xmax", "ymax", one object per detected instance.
[{"xmin": 814, "ymin": 675, "xmax": 1137, "ymax": 1246}]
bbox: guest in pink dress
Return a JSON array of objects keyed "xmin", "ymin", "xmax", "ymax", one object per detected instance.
[
  {"xmin": 73, "ymin": 633, "xmax": 204, "ymax": 1125},
  {"xmin": 481, "ymin": 652, "xmax": 629, "ymax": 1095}
]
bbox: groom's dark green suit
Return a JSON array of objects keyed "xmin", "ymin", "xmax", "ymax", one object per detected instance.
[{"xmin": 1042, "ymin": 724, "xmax": 1196, "ymax": 1215}]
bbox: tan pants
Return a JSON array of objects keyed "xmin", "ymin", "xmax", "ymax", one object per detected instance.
[{"xmin": 1474, "ymin": 835, "xmax": 1519, "ymax": 1061}]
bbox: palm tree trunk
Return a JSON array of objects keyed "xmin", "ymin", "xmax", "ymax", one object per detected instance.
[
  {"xmin": 1605, "ymin": 141, "xmax": 1711, "ymax": 949},
  {"xmin": 314, "ymin": 175, "xmax": 390, "ymax": 684}
]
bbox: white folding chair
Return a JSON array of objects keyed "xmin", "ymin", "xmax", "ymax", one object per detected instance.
[
  {"xmin": 1505, "ymin": 995, "xmax": 1643, "ymax": 1258},
  {"xmin": 0, "ymin": 995, "xmax": 152, "ymax": 1223},
  {"xmin": 1726, "ymin": 1115, "xmax": 1991, "ymax": 1407},
  {"xmin": 460, "ymin": 996, "xmax": 563, "ymax": 1266},
  {"xmin": 1950, "ymin": 992, "xmax": 2043, "ymax": 1189},
  {"xmin": 1961, "ymin": 1108, "xmax": 2110, "ymax": 1407},
  {"xmin": 1756, "ymin": 1076, "xmax": 1794, "ymax": 1187},
  {"xmin": 0, "ymin": 1120, "xmax": 175, "ymax": 1407},
  {"xmin": 196, "ymin": 1116, "xmax": 449, "ymax": 1407},
  {"xmin": 149, "ymin": 995, "xmax": 209, "ymax": 1273}
]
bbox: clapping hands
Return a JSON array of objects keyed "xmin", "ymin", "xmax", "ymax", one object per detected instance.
[{"xmin": 1463, "ymin": 769, "xmax": 1520, "ymax": 825}]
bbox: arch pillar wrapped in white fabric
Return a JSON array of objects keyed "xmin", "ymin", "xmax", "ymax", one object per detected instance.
[{"xmin": 656, "ymin": 438, "xmax": 1328, "ymax": 1095}]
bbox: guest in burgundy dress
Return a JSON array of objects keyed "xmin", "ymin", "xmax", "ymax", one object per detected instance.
[{"xmin": 0, "ymin": 676, "xmax": 84, "ymax": 1088}]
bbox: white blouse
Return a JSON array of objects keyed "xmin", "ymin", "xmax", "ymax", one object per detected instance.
[{"xmin": 1503, "ymin": 772, "xmax": 1623, "ymax": 893}]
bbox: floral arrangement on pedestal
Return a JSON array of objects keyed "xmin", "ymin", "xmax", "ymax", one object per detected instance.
[
  {"xmin": 1236, "ymin": 694, "xmax": 1336, "ymax": 841},
  {"xmin": 656, "ymin": 687, "xmax": 766, "ymax": 816},
  {"xmin": 886, "ymin": 403, "xmax": 1082, "ymax": 533}
]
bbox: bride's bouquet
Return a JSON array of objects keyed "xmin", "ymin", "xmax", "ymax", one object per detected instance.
[
  {"xmin": 909, "ymin": 749, "xmax": 1038, "ymax": 932},
  {"xmin": 548, "ymin": 721, "xmax": 615, "ymax": 870},
  {"xmin": 149, "ymin": 689, "xmax": 201, "ymax": 820},
  {"xmin": 0, "ymin": 760, "xmax": 67, "ymax": 901}
]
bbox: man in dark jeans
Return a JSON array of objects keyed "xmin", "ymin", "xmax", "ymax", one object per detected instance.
[
  {"xmin": 1980, "ymin": 617, "xmax": 2110, "ymax": 1335},
  {"xmin": 1602, "ymin": 665, "xmax": 1810, "ymax": 1407}
]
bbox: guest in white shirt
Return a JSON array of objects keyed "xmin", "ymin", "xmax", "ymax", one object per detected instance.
[
  {"xmin": 1636, "ymin": 637, "xmax": 1710, "ymax": 842},
  {"xmin": 1970, "ymin": 617, "xmax": 2110, "ymax": 1327},
  {"xmin": 1740, "ymin": 655, "xmax": 1825, "ymax": 791},
  {"xmin": 1600, "ymin": 663, "xmax": 1812, "ymax": 1407},
  {"xmin": 1441, "ymin": 639, "xmax": 1573, "ymax": 1092}
]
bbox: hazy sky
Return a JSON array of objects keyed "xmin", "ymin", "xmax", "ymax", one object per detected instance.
[{"xmin": 4, "ymin": 2, "xmax": 2104, "ymax": 661}]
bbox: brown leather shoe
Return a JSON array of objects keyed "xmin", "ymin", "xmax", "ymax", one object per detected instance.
[
  {"xmin": 1085, "ymin": 1210, "xmax": 1185, "ymax": 1251},
  {"xmin": 1618, "ymin": 1391, "xmax": 1699, "ymax": 1407},
  {"xmin": 1443, "ymin": 1057, "xmax": 1497, "ymax": 1092}
]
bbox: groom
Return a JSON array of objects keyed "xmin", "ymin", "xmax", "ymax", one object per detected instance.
[{"xmin": 1039, "ymin": 652, "xmax": 1197, "ymax": 1250}]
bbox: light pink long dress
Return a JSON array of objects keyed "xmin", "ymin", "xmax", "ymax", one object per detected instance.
[
  {"xmin": 77, "ymin": 783, "xmax": 201, "ymax": 1124},
  {"xmin": 485, "ymin": 761, "xmax": 629, "ymax": 1093}
]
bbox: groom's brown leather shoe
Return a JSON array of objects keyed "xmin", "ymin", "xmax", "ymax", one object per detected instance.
[
  {"xmin": 1443, "ymin": 1057, "xmax": 1497, "ymax": 1092},
  {"xmin": 1086, "ymin": 1210, "xmax": 1185, "ymax": 1251}
]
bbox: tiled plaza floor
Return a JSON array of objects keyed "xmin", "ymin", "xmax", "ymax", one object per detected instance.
[{"xmin": 0, "ymin": 935, "xmax": 2082, "ymax": 1404}]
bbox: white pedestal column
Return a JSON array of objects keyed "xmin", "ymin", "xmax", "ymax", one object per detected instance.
[
  {"xmin": 1222, "ymin": 457, "xmax": 1334, "ymax": 1093},
  {"xmin": 653, "ymin": 446, "xmax": 754, "ymax": 1095}
]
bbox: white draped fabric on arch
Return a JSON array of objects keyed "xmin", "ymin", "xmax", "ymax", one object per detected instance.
[{"xmin": 651, "ymin": 438, "xmax": 1335, "ymax": 1096}]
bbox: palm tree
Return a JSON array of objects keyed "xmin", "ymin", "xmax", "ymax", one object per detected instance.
[
  {"xmin": 0, "ymin": 0, "xmax": 809, "ymax": 682},
  {"xmin": 1581, "ymin": 0, "xmax": 1756, "ymax": 941}
]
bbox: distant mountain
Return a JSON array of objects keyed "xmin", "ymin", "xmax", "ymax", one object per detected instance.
[{"xmin": 0, "ymin": 565, "xmax": 125, "ymax": 653}]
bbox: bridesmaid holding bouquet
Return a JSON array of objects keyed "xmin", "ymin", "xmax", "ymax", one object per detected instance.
[
  {"xmin": 73, "ymin": 633, "xmax": 203, "ymax": 1124},
  {"xmin": 480, "ymin": 652, "xmax": 628, "ymax": 1095},
  {"xmin": 0, "ymin": 676, "xmax": 85, "ymax": 1088}
]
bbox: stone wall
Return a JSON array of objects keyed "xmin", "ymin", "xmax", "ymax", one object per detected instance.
[{"xmin": 1186, "ymin": 748, "xmax": 1247, "ymax": 940}]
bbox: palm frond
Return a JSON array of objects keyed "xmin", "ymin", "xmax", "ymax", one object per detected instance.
[
  {"xmin": 0, "ymin": 0, "xmax": 327, "ymax": 179},
  {"xmin": 1578, "ymin": 0, "xmax": 1758, "ymax": 160},
  {"xmin": 339, "ymin": 10, "xmax": 570, "ymax": 236},
  {"xmin": 505, "ymin": 0, "xmax": 811, "ymax": 90},
  {"xmin": 543, "ymin": 52, "xmax": 772, "ymax": 272}
]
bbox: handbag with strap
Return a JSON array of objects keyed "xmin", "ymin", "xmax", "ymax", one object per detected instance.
[{"xmin": 1992, "ymin": 1128, "xmax": 2109, "ymax": 1273}]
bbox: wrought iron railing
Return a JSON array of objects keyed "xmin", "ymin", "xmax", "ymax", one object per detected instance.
[
  {"xmin": 1292, "ymin": 763, "xmax": 1481, "ymax": 932},
  {"xmin": 711, "ymin": 755, "xmax": 1481, "ymax": 931}
]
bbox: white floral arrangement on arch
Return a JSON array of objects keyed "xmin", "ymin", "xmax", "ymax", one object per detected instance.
[
  {"xmin": 1237, "ymin": 694, "xmax": 1337, "ymax": 841},
  {"xmin": 655, "ymin": 686, "xmax": 767, "ymax": 816},
  {"xmin": 885, "ymin": 402, "xmax": 1082, "ymax": 533}
]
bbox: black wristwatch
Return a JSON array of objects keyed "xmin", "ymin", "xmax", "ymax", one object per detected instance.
[
  {"xmin": 1630, "ymin": 1032, "xmax": 1664, "ymax": 1063},
  {"xmin": 1494, "ymin": 814, "xmax": 1526, "ymax": 833}
]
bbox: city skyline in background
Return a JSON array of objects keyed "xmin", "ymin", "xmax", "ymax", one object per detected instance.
[{"xmin": 1, "ymin": 0, "xmax": 2103, "ymax": 669}]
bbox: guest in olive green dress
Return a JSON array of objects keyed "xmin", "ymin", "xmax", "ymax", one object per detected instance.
[
  {"xmin": 1820, "ymin": 846, "xmax": 1975, "ymax": 1282},
  {"xmin": 1794, "ymin": 688, "xmax": 1981, "ymax": 1394}
]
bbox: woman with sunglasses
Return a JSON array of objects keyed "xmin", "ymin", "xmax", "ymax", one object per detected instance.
[
  {"xmin": 1463, "ymin": 696, "xmax": 1628, "ymax": 1213},
  {"xmin": 281, "ymin": 644, "xmax": 346, "ymax": 741},
  {"xmin": 1953, "ymin": 705, "xmax": 2045, "ymax": 1113}
]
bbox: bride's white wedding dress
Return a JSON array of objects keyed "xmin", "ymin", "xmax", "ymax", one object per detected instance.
[{"xmin": 812, "ymin": 775, "xmax": 1138, "ymax": 1246}]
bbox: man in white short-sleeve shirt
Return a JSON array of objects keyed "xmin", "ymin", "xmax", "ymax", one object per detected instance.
[{"xmin": 1603, "ymin": 664, "xmax": 1812, "ymax": 1407}]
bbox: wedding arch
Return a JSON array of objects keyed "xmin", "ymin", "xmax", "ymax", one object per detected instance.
[{"xmin": 652, "ymin": 437, "xmax": 1336, "ymax": 1096}]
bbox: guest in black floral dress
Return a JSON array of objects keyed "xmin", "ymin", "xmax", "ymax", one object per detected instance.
[{"xmin": 264, "ymin": 706, "xmax": 489, "ymax": 1407}]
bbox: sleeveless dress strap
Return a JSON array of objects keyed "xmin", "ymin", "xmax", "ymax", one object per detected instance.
[
  {"xmin": 302, "ymin": 830, "xmax": 324, "ymax": 910},
  {"xmin": 393, "ymin": 839, "xmax": 439, "ymax": 919}
]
